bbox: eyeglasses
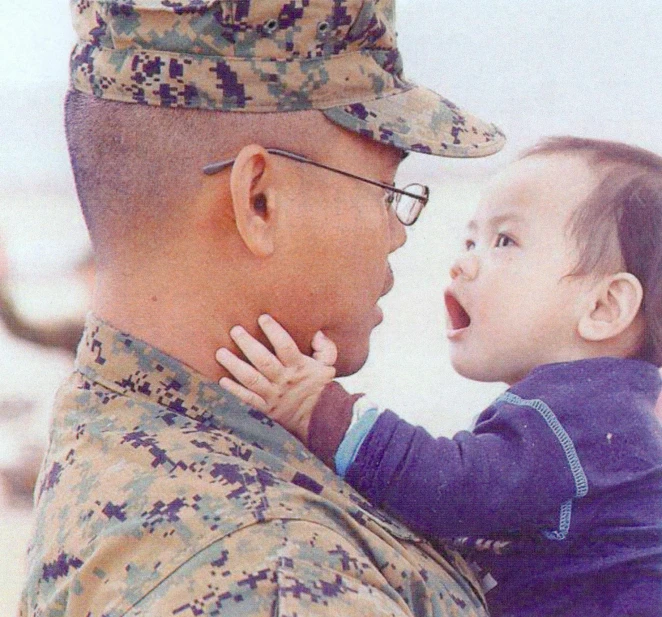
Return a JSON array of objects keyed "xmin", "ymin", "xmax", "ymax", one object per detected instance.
[{"xmin": 203, "ymin": 148, "xmax": 429, "ymax": 226}]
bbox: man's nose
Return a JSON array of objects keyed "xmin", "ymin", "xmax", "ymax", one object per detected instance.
[
  {"xmin": 450, "ymin": 253, "xmax": 479, "ymax": 280},
  {"xmin": 388, "ymin": 209, "xmax": 407, "ymax": 252}
]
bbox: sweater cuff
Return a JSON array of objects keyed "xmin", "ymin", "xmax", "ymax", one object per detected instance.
[
  {"xmin": 335, "ymin": 403, "xmax": 381, "ymax": 477},
  {"xmin": 307, "ymin": 381, "xmax": 364, "ymax": 470}
]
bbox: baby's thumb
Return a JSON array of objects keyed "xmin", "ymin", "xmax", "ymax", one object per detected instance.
[{"xmin": 311, "ymin": 331, "xmax": 338, "ymax": 366}]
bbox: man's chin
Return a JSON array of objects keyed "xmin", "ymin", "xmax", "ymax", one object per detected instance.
[
  {"xmin": 334, "ymin": 342, "xmax": 371, "ymax": 377},
  {"xmin": 327, "ymin": 315, "xmax": 383, "ymax": 376}
]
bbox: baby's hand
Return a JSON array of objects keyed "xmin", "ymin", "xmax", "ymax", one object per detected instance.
[{"xmin": 216, "ymin": 314, "xmax": 337, "ymax": 442}]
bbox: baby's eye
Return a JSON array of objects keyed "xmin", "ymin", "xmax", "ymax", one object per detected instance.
[
  {"xmin": 465, "ymin": 239, "xmax": 476, "ymax": 251},
  {"xmin": 495, "ymin": 233, "xmax": 516, "ymax": 248}
]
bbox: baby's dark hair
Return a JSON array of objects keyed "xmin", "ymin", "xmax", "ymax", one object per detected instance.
[{"xmin": 521, "ymin": 136, "xmax": 662, "ymax": 366}]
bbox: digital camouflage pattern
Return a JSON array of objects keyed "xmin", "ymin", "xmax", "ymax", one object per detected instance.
[
  {"xmin": 19, "ymin": 315, "xmax": 488, "ymax": 616},
  {"xmin": 70, "ymin": 0, "xmax": 505, "ymax": 157}
]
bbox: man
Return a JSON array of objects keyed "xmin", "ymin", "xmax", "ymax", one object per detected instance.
[{"xmin": 20, "ymin": 1, "xmax": 505, "ymax": 615}]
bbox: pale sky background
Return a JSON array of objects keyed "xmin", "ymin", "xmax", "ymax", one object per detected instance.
[{"xmin": 0, "ymin": 1, "xmax": 660, "ymax": 439}]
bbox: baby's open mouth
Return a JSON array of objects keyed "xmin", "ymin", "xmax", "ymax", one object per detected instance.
[{"xmin": 444, "ymin": 291, "xmax": 471, "ymax": 331}]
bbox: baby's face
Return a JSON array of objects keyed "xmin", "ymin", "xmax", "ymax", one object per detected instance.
[{"xmin": 445, "ymin": 153, "xmax": 599, "ymax": 384}]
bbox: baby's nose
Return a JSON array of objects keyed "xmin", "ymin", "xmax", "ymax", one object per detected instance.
[{"xmin": 450, "ymin": 253, "xmax": 479, "ymax": 280}]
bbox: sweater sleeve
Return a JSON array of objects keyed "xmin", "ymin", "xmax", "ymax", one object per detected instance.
[{"xmin": 345, "ymin": 392, "xmax": 585, "ymax": 539}]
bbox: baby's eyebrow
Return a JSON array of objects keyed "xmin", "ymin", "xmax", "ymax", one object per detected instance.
[{"xmin": 466, "ymin": 211, "xmax": 525, "ymax": 232}]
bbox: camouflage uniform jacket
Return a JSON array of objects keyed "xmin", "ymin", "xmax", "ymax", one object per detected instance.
[{"xmin": 20, "ymin": 315, "xmax": 487, "ymax": 617}]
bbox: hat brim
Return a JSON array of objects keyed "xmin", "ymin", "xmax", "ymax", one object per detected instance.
[{"xmin": 322, "ymin": 84, "xmax": 505, "ymax": 158}]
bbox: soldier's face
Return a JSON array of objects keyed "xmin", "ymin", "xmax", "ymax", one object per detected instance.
[{"xmin": 271, "ymin": 135, "xmax": 406, "ymax": 376}]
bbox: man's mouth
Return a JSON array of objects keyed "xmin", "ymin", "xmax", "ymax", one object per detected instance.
[
  {"xmin": 381, "ymin": 266, "xmax": 395, "ymax": 297},
  {"xmin": 444, "ymin": 290, "xmax": 471, "ymax": 334}
]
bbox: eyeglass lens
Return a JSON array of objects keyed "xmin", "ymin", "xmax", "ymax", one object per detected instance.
[{"xmin": 395, "ymin": 183, "xmax": 428, "ymax": 226}]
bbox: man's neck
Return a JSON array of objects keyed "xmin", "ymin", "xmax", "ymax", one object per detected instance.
[{"xmin": 92, "ymin": 274, "xmax": 250, "ymax": 382}]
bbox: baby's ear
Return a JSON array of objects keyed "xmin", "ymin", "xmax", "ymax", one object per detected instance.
[{"xmin": 578, "ymin": 272, "xmax": 643, "ymax": 342}]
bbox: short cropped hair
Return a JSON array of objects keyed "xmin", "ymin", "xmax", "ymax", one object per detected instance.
[
  {"xmin": 522, "ymin": 136, "xmax": 662, "ymax": 366},
  {"xmin": 64, "ymin": 90, "xmax": 213, "ymax": 263},
  {"xmin": 64, "ymin": 89, "xmax": 346, "ymax": 266}
]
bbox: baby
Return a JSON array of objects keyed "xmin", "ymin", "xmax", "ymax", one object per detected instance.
[{"xmin": 216, "ymin": 137, "xmax": 662, "ymax": 617}]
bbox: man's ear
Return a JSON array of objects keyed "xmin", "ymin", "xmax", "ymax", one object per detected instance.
[
  {"xmin": 578, "ymin": 272, "xmax": 644, "ymax": 342},
  {"xmin": 229, "ymin": 145, "xmax": 278, "ymax": 258}
]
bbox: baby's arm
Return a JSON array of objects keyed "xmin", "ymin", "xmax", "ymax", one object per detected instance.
[{"xmin": 218, "ymin": 316, "xmax": 581, "ymax": 541}]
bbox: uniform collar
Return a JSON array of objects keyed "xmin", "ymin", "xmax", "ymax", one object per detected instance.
[{"xmin": 76, "ymin": 313, "xmax": 315, "ymax": 463}]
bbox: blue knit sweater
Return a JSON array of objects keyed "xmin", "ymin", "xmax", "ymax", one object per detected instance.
[{"xmin": 323, "ymin": 358, "xmax": 662, "ymax": 617}]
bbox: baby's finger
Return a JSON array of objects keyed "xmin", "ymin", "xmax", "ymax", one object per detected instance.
[
  {"xmin": 219, "ymin": 377, "xmax": 268, "ymax": 412},
  {"xmin": 229, "ymin": 326, "xmax": 283, "ymax": 380},
  {"xmin": 311, "ymin": 331, "xmax": 338, "ymax": 366},
  {"xmin": 216, "ymin": 347, "xmax": 276, "ymax": 399},
  {"xmin": 258, "ymin": 314, "xmax": 303, "ymax": 366}
]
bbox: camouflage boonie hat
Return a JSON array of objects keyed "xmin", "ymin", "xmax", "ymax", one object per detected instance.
[{"xmin": 70, "ymin": 0, "xmax": 505, "ymax": 157}]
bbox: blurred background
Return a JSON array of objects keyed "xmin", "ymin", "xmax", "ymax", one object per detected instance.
[{"xmin": 0, "ymin": 1, "xmax": 660, "ymax": 611}]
